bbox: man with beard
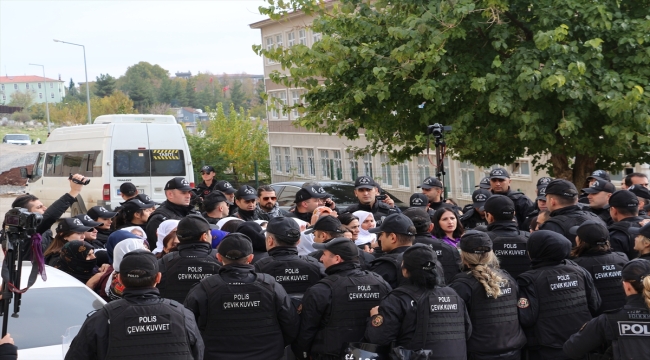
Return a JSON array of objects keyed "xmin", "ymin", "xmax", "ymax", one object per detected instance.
[{"xmin": 255, "ymin": 185, "xmax": 290, "ymax": 220}]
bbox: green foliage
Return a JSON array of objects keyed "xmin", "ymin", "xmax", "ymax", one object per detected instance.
[
  {"xmin": 229, "ymin": 80, "xmax": 249, "ymax": 111},
  {"xmin": 10, "ymin": 110, "xmax": 32, "ymax": 122},
  {"xmin": 256, "ymin": 0, "xmax": 650, "ymax": 183},
  {"xmin": 95, "ymin": 74, "xmax": 116, "ymax": 98},
  {"xmin": 8, "ymin": 90, "xmax": 34, "ymax": 108}
]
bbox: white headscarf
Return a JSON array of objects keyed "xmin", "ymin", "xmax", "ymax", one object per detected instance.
[
  {"xmin": 216, "ymin": 217, "xmax": 239, "ymax": 230},
  {"xmin": 121, "ymin": 226, "xmax": 146, "ymax": 239},
  {"xmin": 105, "ymin": 238, "xmax": 148, "ymax": 295},
  {"xmin": 353, "ymin": 211, "xmax": 376, "ymax": 246},
  {"xmin": 152, "ymin": 220, "xmax": 179, "ymax": 254}
]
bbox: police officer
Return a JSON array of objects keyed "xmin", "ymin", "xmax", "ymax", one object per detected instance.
[
  {"xmin": 293, "ymin": 238, "xmax": 391, "ymax": 360},
  {"xmin": 450, "ymin": 231, "xmax": 526, "ymax": 360},
  {"xmin": 563, "ymin": 259, "xmax": 650, "ymax": 360},
  {"xmin": 404, "ymin": 207, "xmax": 461, "ymax": 285},
  {"xmin": 460, "ymin": 188, "xmax": 491, "ymax": 230},
  {"xmin": 523, "ymin": 178, "xmax": 552, "ymax": 230},
  {"xmin": 214, "ymin": 180, "xmax": 238, "ymax": 216},
  {"xmin": 418, "ymin": 176, "xmax": 450, "ymax": 212},
  {"xmin": 584, "ymin": 179, "xmax": 615, "ymax": 225},
  {"xmin": 201, "ymin": 190, "xmax": 229, "ymax": 224},
  {"xmin": 157, "ymin": 214, "xmax": 221, "ymax": 303},
  {"xmin": 288, "ymin": 186, "xmax": 329, "ymax": 223},
  {"xmin": 409, "ymin": 192, "xmax": 433, "ymax": 217},
  {"xmin": 368, "ymin": 213, "xmax": 416, "ymax": 288},
  {"xmin": 195, "ymin": 165, "xmax": 217, "ymax": 198},
  {"xmin": 569, "ymin": 221, "xmax": 628, "ymax": 313},
  {"xmin": 114, "ymin": 198, "xmax": 156, "ymax": 230},
  {"xmin": 344, "ymin": 175, "xmax": 399, "ymax": 225},
  {"xmin": 365, "ymin": 244, "xmax": 471, "ymax": 359},
  {"xmin": 87, "ymin": 205, "xmax": 118, "ymax": 248},
  {"xmin": 517, "ymin": 230, "xmax": 601, "ymax": 360},
  {"xmin": 580, "ymin": 170, "xmax": 611, "ymax": 204},
  {"xmin": 65, "ymin": 250, "xmax": 204, "ymax": 359},
  {"xmin": 184, "ymin": 233, "xmax": 299, "ymax": 360},
  {"xmin": 489, "ymin": 168, "xmax": 534, "ymax": 230},
  {"xmin": 627, "ymin": 184, "xmax": 650, "ymax": 218},
  {"xmin": 629, "ymin": 223, "xmax": 650, "ymax": 260},
  {"xmin": 146, "ymin": 177, "xmax": 200, "ymax": 250},
  {"xmin": 232, "ymin": 185, "xmax": 261, "ymax": 221},
  {"xmin": 483, "ymin": 195, "xmax": 532, "ymax": 279},
  {"xmin": 307, "ymin": 215, "xmax": 375, "ymax": 269},
  {"xmin": 540, "ymin": 179, "xmax": 605, "ymax": 243},
  {"xmin": 608, "ymin": 190, "xmax": 645, "ymax": 260},
  {"xmin": 254, "ymin": 217, "xmax": 326, "ymax": 298}
]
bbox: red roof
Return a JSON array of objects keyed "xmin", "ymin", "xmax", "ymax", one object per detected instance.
[{"xmin": 0, "ymin": 76, "xmax": 63, "ymax": 83}]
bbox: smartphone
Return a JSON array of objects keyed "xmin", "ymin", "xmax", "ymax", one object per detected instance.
[{"xmin": 376, "ymin": 195, "xmax": 387, "ymax": 201}]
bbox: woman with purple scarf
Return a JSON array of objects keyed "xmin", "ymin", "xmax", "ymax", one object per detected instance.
[{"xmin": 432, "ymin": 208, "xmax": 465, "ymax": 248}]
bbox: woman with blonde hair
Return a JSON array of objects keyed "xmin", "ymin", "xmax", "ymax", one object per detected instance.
[{"xmin": 450, "ymin": 230, "xmax": 526, "ymax": 360}]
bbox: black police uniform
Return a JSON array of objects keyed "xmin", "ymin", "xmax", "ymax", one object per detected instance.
[
  {"xmin": 572, "ymin": 249, "xmax": 629, "ymax": 314},
  {"xmin": 412, "ymin": 234, "xmax": 461, "ymax": 285},
  {"xmin": 493, "ymin": 188, "xmax": 534, "ymax": 231},
  {"xmin": 287, "ymin": 210, "xmax": 312, "ymax": 224},
  {"xmin": 608, "ymin": 217, "xmax": 644, "ymax": 260},
  {"xmin": 195, "ymin": 180, "xmax": 217, "ymax": 198},
  {"xmin": 293, "ymin": 261, "xmax": 391, "ymax": 360},
  {"xmin": 460, "ymin": 207, "xmax": 488, "ymax": 230},
  {"xmin": 201, "ymin": 212, "xmax": 221, "ymax": 225},
  {"xmin": 157, "ymin": 242, "xmax": 221, "ymax": 303},
  {"xmin": 486, "ymin": 220, "xmax": 532, "ymax": 279},
  {"xmin": 65, "ymin": 287, "xmax": 203, "ymax": 360},
  {"xmin": 522, "ymin": 206, "xmax": 540, "ymax": 232},
  {"xmin": 450, "ymin": 270, "xmax": 526, "ymax": 360},
  {"xmin": 365, "ymin": 284, "xmax": 471, "ymax": 359},
  {"xmin": 184, "ymin": 264, "xmax": 299, "ymax": 360},
  {"xmin": 309, "ymin": 246, "xmax": 375, "ymax": 271},
  {"xmin": 146, "ymin": 201, "xmax": 200, "ymax": 250},
  {"xmin": 563, "ymin": 293, "xmax": 650, "ymax": 360},
  {"xmin": 540, "ymin": 205, "xmax": 605, "ymax": 244},
  {"xmin": 232, "ymin": 207, "xmax": 261, "ymax": 221},
  {"xmin": 589, "ymin": 206, "xmax": 614, "ymax": 226},
  {"xmin": 254, "ymin": 246, "xmax": 326, "ymax": 296},
  {"xmin": 369, "ymin": 246, "xmax": 410, "ymax": 289},
  {"xmin": 344, "ymin": 201, "xmax": 399, "ymax": 226}
]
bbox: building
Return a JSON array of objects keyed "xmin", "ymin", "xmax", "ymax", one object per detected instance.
[
  {"xmin": 175, "ymin": 71, "xmax": 192, "ymax": 79},
  {"xmin": 0, "ymin": 76, "xmax": 66, "ymax": 105}
]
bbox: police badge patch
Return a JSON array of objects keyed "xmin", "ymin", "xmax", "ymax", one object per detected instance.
[
  {"xmin": 371, "ymin": 315, "xmax": 383, "ymax": 327},
  {"xmin": 517, "ymin": 298, "xmax": 529, "ymax": 309}
]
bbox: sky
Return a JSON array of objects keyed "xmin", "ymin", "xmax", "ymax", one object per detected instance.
[{"xmin": 0, "ymin": 0, "xmax": 270, "ymax": 84}]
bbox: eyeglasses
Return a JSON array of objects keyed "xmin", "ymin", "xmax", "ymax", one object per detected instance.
[{"xmin": 262, "ymin": 197, "xmax": 277, "ymax": 201}]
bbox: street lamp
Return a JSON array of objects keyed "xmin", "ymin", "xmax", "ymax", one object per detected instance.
[
  {"xmin": 28, "ymin": 63, "xmax": 51, "ymax": 133},
  {"xmin": 53, "ymin": 39, "xmax": 91, "ymax": 124}
]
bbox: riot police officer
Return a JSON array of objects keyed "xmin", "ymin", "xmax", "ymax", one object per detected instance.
[
  {"xmin": 418, "ymin": 176, "xmax": 449, "ymax": 212},
  {"xmin": 460, "ymin": 188, "xmax": 491, "ymax": 230},
  {"xmin": 583, "ymin": 179, "xmax": 615, "ymax": 225},
  {"xmin": 65, "ymin": 250, "xmax": 204, "ymax": 359},
  {"xmin": 368, "ymin": 213, "xmax": 417, "ymax": 288},
  {"xmin": 522, "ymin": 178, "xmax": 552, "ymax": 231},
  {"xmin": 608, "ymin": 190, "xmax": 645, "ymax": 260},
  {"xmin": 629, "ymin": 223, "xmax": 650, "ymax": 260},
  {"xmin": 344, "ymin": 176, "xmax": 399, "ymax": 225},
  {"xmin": 195, "ymin": 165, "xmax": 218, "ymax": 198},
  {"xmin": 517, "ymin": 230, "xmax": 601, "ymax": 360},
  {"xmin": 214, "ymin": 179, "xmax": 238, "ymax": 216},
  {"xmin": 201, "ymin": 190, "xmax": 229, "ymax": 224},
  {"xmin": 184, "ymin": 233, "xmax": 299, "ymax": 360},
  {"xmin": 563, "ymin": 259, "xmax": 650, "ymax": 360},
  {"xmin": 627, "ymin": 184, "xmax": 650, "ymax": 218},
  {"xmin": 488, "ymin": 168, "xmax": 534, "ymax": 230},
  {"xmin": 307, "ymin": 215, "xmax": 375, "ymax": 270},
  {"xmin": 157, "ymin": 214, "xmax": 221, "ymax": 303}
]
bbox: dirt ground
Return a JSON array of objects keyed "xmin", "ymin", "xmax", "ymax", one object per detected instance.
[{"xmin": 0, "ymin": 167, "xmax": 26, "ymax": 186}]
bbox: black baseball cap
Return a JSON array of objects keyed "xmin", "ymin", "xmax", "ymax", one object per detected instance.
[
  {"xmin": 536, "ymin": 186, "xmax": 547, "ymax": 201},
  {"xmin": 409, "ymin": 193, "xmax": 428, "ymax": 208},
  {"xmin": 472, "ymin": 189, "xmax": 491, "ymax": 207},
  {"xmin": 569, "ymin": 220, "xmax": 609, "ymax": 245},
  {"xmin": 215, "ymin": 180, "xmax": 237, "ymax": 194},
  {"xmin": 536, "ymin": 177, "xmax": 553, "ymax": 188},
  {"xmin": 120, "ymin": 250, "xmax": 159, "ymax": 279},
  {"xmin": 587, "ymin": 170, "xmax": 611, "ymax": 182},
  {"xmin": 545, "ymin": 179, "xmax": 579, "ymax": 198},
  {"xmin": 266, "ymin": 216, "xmax": 301, "ymax": 242},
  {"xmin": 582, "ymin": 179, "xmax": 616, "ymax": 194},
  {"xmin": 73, "ymin": 214, "xmax": 103, "ymax": 228},
  {"xmin": 355, "ymin": 176, "xmax": 376, "ymax": 190},
  {"xmin": 418, "ymin": 177, "xmax": 443, "ymax": 189},
  {"xmin": 119, "ymin": 182, "xmax": 137, "ymax": 197},
  {"xmin": 204, "ymin": 190, "xmax": 228, "ymax": 204},
  {"xmin": 123, "ymin": 198, "xmax": 155, "ymax": 210},
  {"xmin": 218, "ymin": 233, "xmax": 254, "ymax": 260},
  {"xmin": 313, "ymin": 237, "xmax": 359, "ymax": 261},
  {"xmin": 481, "ymin": 194, "xmax": 515, "ymax": 216},
  {"xmin": 403, "ymin": 243, "xmax": 438, "ymax": 271},
  {"xmin": 369, "ymin": 213, "xmax": 415, "ymax": 235},
  {"xmin": 460, "ymin": 230, "xmax": 493, "ymax": 254},
  {"xmin": 609, "ymin": 190, "xmax": 639, "ymax": 209},
  {"xmin": 621, "ymin": 259, "xmax": 650, "ymax": 283},
  {"xmin": 164, "ymin": 177, "xmax": 192, "ymax": 191},
  {"xmin": 235, "ymin": 185, "xmax": 257, "ymax": 200},
  {"xmin": 628, "ymin": 222, "xmax": 650, "ymax": 238},
  {"xmin": 476, "ymin": 176, "xmax": 491, "ymax": 189},
  {"xmin": 57, "ymin": 217, "xmax": 94, "ymax": 233},
  {"xmin": 304, "ymin": 216, "xmax": 344, "ymax": 235},
  {"xmin": 200, "ymin": 165, "xmax": 215, "ymax": 173},
  {"xmin": 176, "ymin": 214, "xmax": 211, "ymax": 243},
  {"xmin": 134, "ymin": 193, "xmax": 158, "ymax": 206},
  {"xmin": 628, "ymin": 185, "xmax": 650, "ymax": 200},
  {"xmin": 87, "ymin": 206, "xmax": 118, "ymax": 220},
  {"xmin": 295, "ymin": 186, "xmax": 329, "ymax": 202},
  {"xmin": 489, "ymin": 168, "xmax": 510, "ymax": 180}
]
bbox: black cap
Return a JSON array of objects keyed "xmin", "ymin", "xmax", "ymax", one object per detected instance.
[
  {"xmin": 266, "ymin": 216, "xmax": 301, "ymax": 241},
  {"xmin": 536, "ymin": 177, "xmax": 553, "ymax": 187},
  {"xmin": 472, "ymin": 189, "xmax": 491, "ymax": 207},
  {"xmin": 120, "ymin": 250, "xmax": 159, "ymax": 279},
  {"xmin": 295, "ymin": 186, "xmax": 329, "ymax": 202},
  {"xmin": 476, "ymin": 176, "xmax": 491, "ymax": 189},
  {"xmin": 418, "ymin": 177, "xmax": 443, "ymax": 189},
  {"xmin": 489, "ymin": 168, "xmax": 510, "ymax": 180},
  {"xmin": 176, "ymin": 214, "xmax": 211, "ymax": 243},
  {"xmin": 200, "ymin": 165, "xmax": 215, "ymax": 173},
  {"xmin": 215, "ymin": 180, "xmax": 236, "ymax": 194},
  {"xmin": 304, "ymin": 216, "xmax": 344, "ymax": 235},
  {"xmin": 409, "ymin": 193, "xmax": 428, "ymax": 208},
  {"xmin": 313, "ymin": 237, "xmax": 358, "ymax": 261},
  {"xmin": 134, "ymin": 193, "xmax": 157, "ymax": 205},
  {"xmin": 621, "ymin": 259, "xmax": 650, "ymax": 283},
  {"xmin": 87, "ymin": 206, "xmax": 118, "ymax": 220},
  {"xmin": 545, "ymin": 179, "xmax": 579, "ymax": 198},
  {"xmin": 218, "ymin": 233, "xmax": 254, "ymax": 260},
  {"xmin": 204, "ymin": 190, "xmax": 228, "ymax": 204},
  {"xmin": 628, "ymin": 185, "xmax": 650, "ymax": 200},
  {"xmin": 481, "ymin": 194, "xmax": 515, "ymax": 216},
  {"xmin": 582, "ymin": 179, "xmax": 616, "ymax": 194},
  {"xmin": 56, "ymin": 217, "xmax": 94, "ymax": 233},
  {"xmin": 164, "ymin": 177, "xmax": 192, "ymax": 191},
  {"xmin": 403, "ymin": 243, "xmax": 438, "ymax": 271},
  {"xmin": 536, "ymin": 186, "xmax": 547, "ymax": 201},
  {"xmin": 369, "ymin": 213, "xmax": 415, "ymax": 235},
  {"xmin": 73, "ymin": 214, "xmax": 103, "ymax": 228},
  {"xmin": 119, "ymin": 182, "xmax": 137, "ymax": 197},
  {"xmin": 235, "ymin": 185, "xmax": 257, "ymax": 200},
  {"xmin": 460, "ymin": 230, "xmax": 493, "ymax": 254},
  {"xmin": 587, "ymin": 170, "xmax": 611, "ymax": 182},
  {"xmin": 354, "ymin": 176, "xmax": 376, "ymax": 190},
  {"xmin": 569, "ymin": 220, "xmax": 609, "ymax": 245},
  {"xmin": 628, "ymin": 222, "xmax": 650, "ymax": 238},
  {"xmin": 609, "ymin": 190, "xmax": 639, "ymax": 209},
  {"xmin": 122, "ymin": 198, "xmax": 155, "ymax": 211}
]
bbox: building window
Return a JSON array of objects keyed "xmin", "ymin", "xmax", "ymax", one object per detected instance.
[
  {"xmin": 332, "ymin": 150, "xmax": 342, "ymax": 180},
  {"xmin": 1, "ymin": 84, "xmax": 4, "ymax": 90},
  {"xmin": 417, "ymin": 155, "xmax": 431, "ymax": 182},
  {"xmin": 274, "ymin": 147, "xmax": 282, "ymax": 172},
  {"xmin": 276, "ymin": 34, "xmax": 283, "ymax": 49},
  {"xmin": 348, "ymin": 151, "xmax": 359, "ymax": 180},
  {"xmin": 313, "ymin": 32, "xmax": 322, "ymax": 43},
  {"xmin": 38, "ymin": 83, "xmax": 42, "ymax": 89},
  {"xmin": 284, "ymin": 147, "xmax": 291, "ymax": 174},
  {"xmin": 51, "ymin": 93, "xmax": 54, "ymax": 98},
  {"xmin": 14, "ymin": 84, "xmax": 17, "ymax": 89},
  {"xmin": 287, "ymin": 31, "xmax": 295, "ymax": 47},
  {"xmin": 512, "ymin": 160, "xmax": 530, "ymax": 176},
  {"xmin": 39, "ymin": 93, "xmax": 43, "ymax": 99},
  {"xmin": 320, "ymin": 150, "xmax": 330, "ymax": 179},
  {"xmin": 296, "ymin": 149, "xmax": 305, "ymax": 175},
  {"xmin": 265, "ymin": 36, "xmax": 275, "ymax": 64},
  {"xmin": 380, "ymin": 153, "xmax": 393, "ymax": 186},
  {"xmin": 269, "ymin": 92, "xmax": 284, "ymax": 119},
  {"xmin": 50, "ymin": 82, "xmax": 53, "ymax": 88},
  {"xmin": 363, "ymin": 154, "xmax": 374, "ymax": 178},
  {"xmin": 459, "ymin": 161, "xmax": 476, "ymax": 195},
  {"xmin": 25, "ymin": 83, "xmax": 29, "ymax": 89},
  {"xmin": 278, "ymin": 91, "xmax": 287, "ymax": 118},
  {"xmin": 291, "ymin": 90, "xmax": 301, "ymax": 118},
  {"xmin": 299, "ymin": 29, "xmax": 307, "ymax": 45},
  {"xmin": 398, "ymin": 162, "xmax": 410, "ymax": 187},
  {"xmin": 2, "ymin": 95, "xmax": 5, "ymax": 101},
  {"xmin": 307, "ymin": 149, "xmax": 316, "ymax": 176}
]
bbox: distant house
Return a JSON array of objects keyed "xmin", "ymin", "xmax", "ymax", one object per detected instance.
[
  {"xmin": 175, "ymin": 71, "xmax": 192, "ymax": 79},
  {"xmin": 0, "ymin": 75, "xmax": 66, "ymax": 105},
  {"xmin": 178, "ymin": 107, "xmax": 209, "ymax": 123}
]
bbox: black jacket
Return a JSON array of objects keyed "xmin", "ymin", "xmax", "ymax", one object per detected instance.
[
  {"xmin": 23, "ymin": 193, "xmax": 77, "ymax": 261},
  {"xmin": 0, "ymin": 344, "xmax": 17, "ymax": 360},
  {"xmin": 609, "ymin": 216, "xmax": 645, "ymax": 260},
  {"xmin": 195, "ymin": 180, "xmax": 217, "ymax": 198},
  {"xmin": 460, "ymin": 207, "xmax": 488, "ymax": 230},
  {"xmin": 343, "ymin": 201, "xmax": 399, "ymax": 225},
  {"xmin": 588, "ymin": 206, "xmax": 613, "ymax": 226},
  {"xmin": 287, "ymin": 210, "xmax": 312, "ymax": 224},
  {"xmin": 146, "ymin": 201, "xmax": 199, "ymax": 250},
  {"xmin": 540, "ymin": 205, "xmax": 605, "ymax": 241},
  {"xmin": 492, "ymin": 188, "xmax": 534, "ymax": 231}
]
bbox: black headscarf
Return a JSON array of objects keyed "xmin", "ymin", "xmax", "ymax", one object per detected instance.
[
  {"xmin": 54, "ymin": 240, "xmax": 97, "ymax": 283},
  {"xmin": 528, "ymin": 230, "xmax": 572, "ymax": 269}
]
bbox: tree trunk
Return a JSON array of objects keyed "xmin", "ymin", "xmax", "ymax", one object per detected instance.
[
  {"xmin": 550, "ymin": 153, "xmax": 572, "ymax": 180},
  {"xmin": 572, "ymin": 153, "xmax": 597, "ymax": 190}
]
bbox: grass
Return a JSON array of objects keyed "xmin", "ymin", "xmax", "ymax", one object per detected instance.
[{"xmin": 0, "ymin": 125, "xmax": 51, "ymax": 143}]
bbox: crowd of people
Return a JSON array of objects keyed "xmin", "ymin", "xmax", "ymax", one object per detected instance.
[{"xmin": 1, "ymin": 165, "xmax": 650, "ymax": 360}]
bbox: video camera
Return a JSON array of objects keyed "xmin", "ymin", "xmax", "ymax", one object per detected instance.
[
  {"xmin": 426, "ymin": 123, "xmax": 453, "ymax": 145},
  {"xmin": 4, "ymin": 208, "xmax": 43, "ymax": 234}
]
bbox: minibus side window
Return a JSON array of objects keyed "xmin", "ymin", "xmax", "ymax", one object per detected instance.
[
  {"xmin": 114, "ymin": 150, "xmax": 150, "ymax": 177},
  {"xmin": 150, "ymin": 150, "xmax": 186, "ymax": 176},
  {"xmin": 44, "ymin": 154, "xmax": 63, "ymax": 177}
]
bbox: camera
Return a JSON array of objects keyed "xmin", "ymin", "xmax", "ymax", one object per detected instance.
[
  {"xmin": 68, "ymin": 173, "xmax": 90, "ymax": 185},
  {"xmin": 376, "ymin": 195, "xmax": 387, "ymax": 201},
  {"xmin": 4, "ymin": 207, "xmax": 43, "ymax": 234},
  {"xmin": 426, "ymin": 123, "xmax": 452, "ymax": 140}
]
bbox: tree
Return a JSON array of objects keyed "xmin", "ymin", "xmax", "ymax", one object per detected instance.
[
  {"xmin": 257, "ymin": 0, "xmax": 650, "ymax": 186},
  {"xmin": 95, "ymin": 74, "xmax": 116, "ymax": 98},
  {"xmin": 229, "ymin": 80, "xmax": 248, "ymax": 111},
  {"xmin": 185, "ymin": 78, "xmax": 197, "ymax": 108},
  {"xmin": 8, "ymin": 90, "xmax": 34, "ymax": 109},
  {"xmin": 119, "ymin": 62, "xmax": 169, "ymax": 112},
  {"xmin": 149, "ymin": 103, "xmax": 172, "ymax": 115}
]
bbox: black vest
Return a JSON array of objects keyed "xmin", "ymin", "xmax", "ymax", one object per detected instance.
[
  {"xmin": 609, "ymin": 221, "xmax": 642, "ymax": 258},
  {"xmin": 488, "ymin": 230, "xmax": 531, "ymax": 279},
  {"xmin": 413, "ymin": 237, "xmax": 461, "ymax": 285},
  {"xmin": 369, "ymin": 252, "xmax": 407, "ymax": 289},
  {"xmin": 158, "ymin": 251, "xmax": 221, "ymax": 303},
  {"xmin": 545, "ymin": 210, "xmax": 603, "ymax": 244},
  {"xmin": 452, "ymin": 272, "xmax": 525, "ymax": 355},
  {"xmin": 607, "ymin": 305, "xmax": 650, "ymax": 359},
  {"xmin": 254, "ymin": 252, "xmax": 324, "ymax": 294},
  {"xmin": 518, "ymin": 263, "xmax": 592, "ymax": 348},
  {"xmin": 311, "ymin": 271, "xmax": 389, "ymax": 357},
  {"xmin": 573, "ymin": 252, "xmax": 628, "ymax": 313},
  {"xmin": 104, "ymin": 298, "xmax": 192, "ymax": 360},
  {"xmin": 460, "ymin": 208, "xmax": 488, "ymax": 230}
]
